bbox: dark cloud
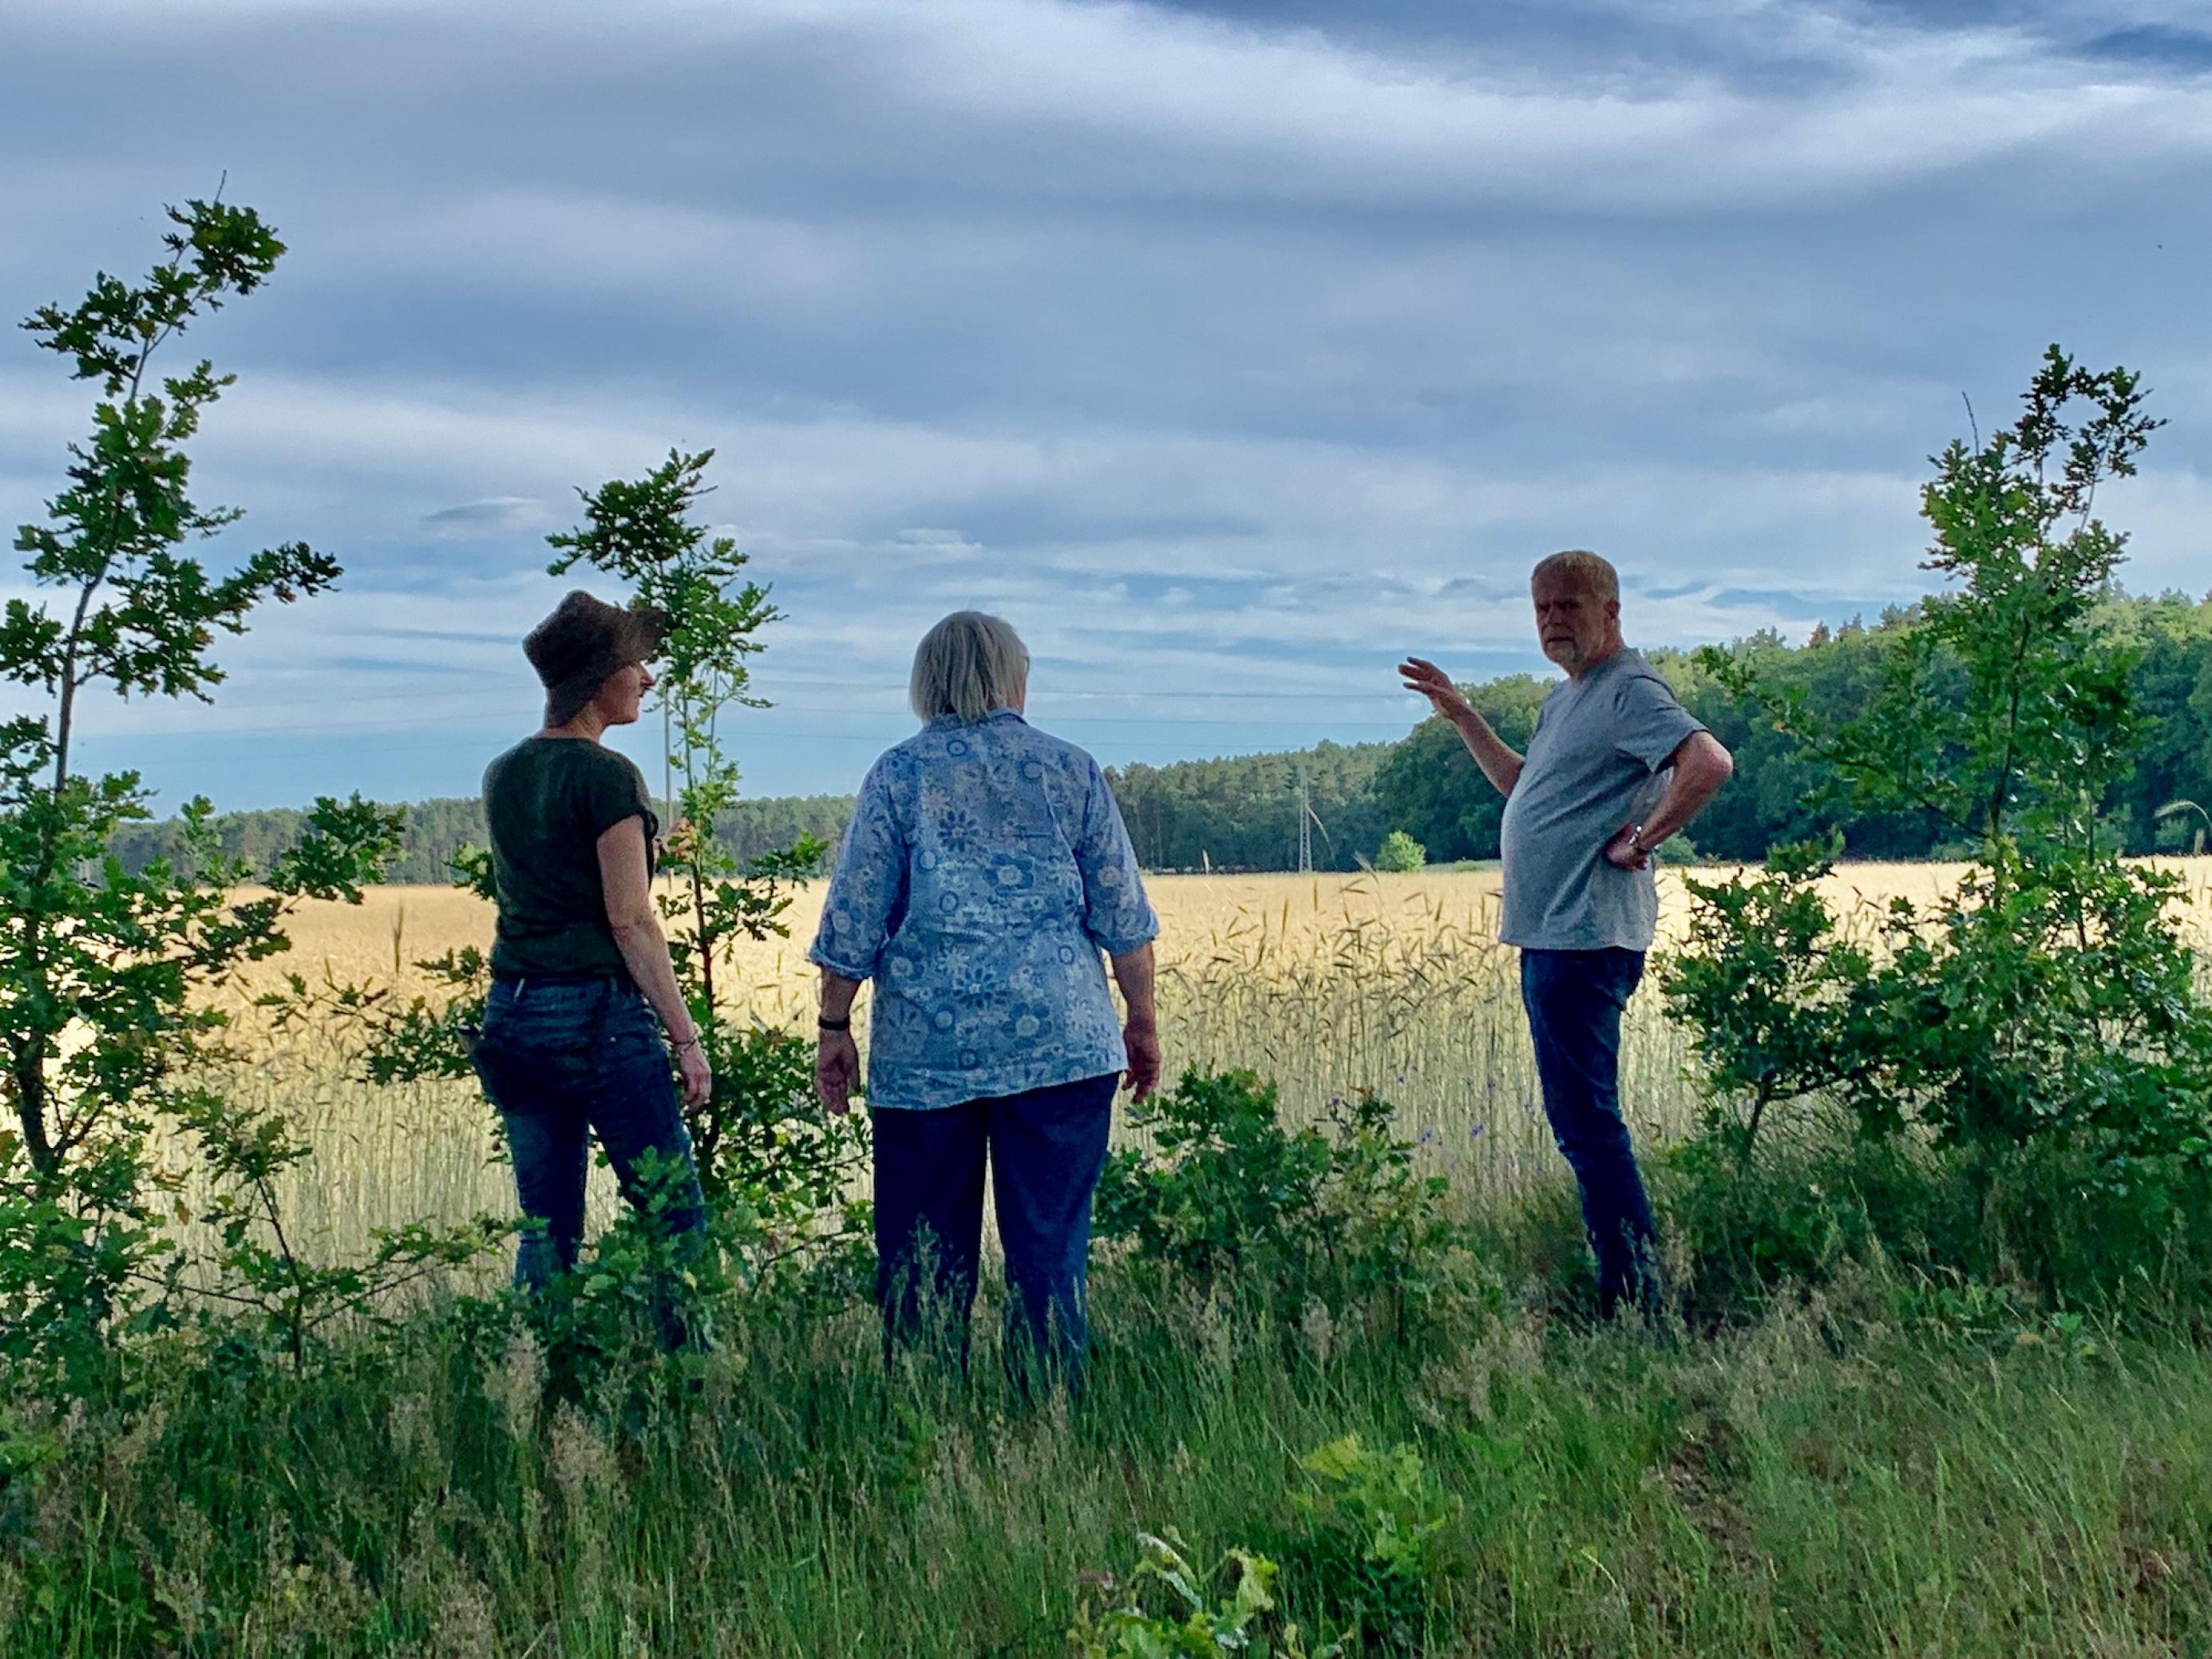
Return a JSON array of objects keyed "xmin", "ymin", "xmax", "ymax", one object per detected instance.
[
  {"xmin": 2079, "ymin": 25, "xmax": 2212, "ymax": 73},
  {"xmin": 421, "ymin": 497, "xmax": 540, "ymax": 531}
]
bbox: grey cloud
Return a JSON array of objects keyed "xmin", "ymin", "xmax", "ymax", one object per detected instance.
[
  {"xmin": 421, "ymin": 496, "xmax": 542, "ymax": 533},
  {"xmin": 2079, "ymin": 25, "xmax": 2212, "ymax": 72}
]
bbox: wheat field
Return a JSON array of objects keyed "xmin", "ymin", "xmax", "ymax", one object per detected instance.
[{"xmin": 212, "ymin": 861, "xmax": 2212, "ymax": 1267}]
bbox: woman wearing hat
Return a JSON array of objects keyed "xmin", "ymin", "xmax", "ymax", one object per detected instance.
[
  {"xmin": 811, "ymin": 611, "xmax": 1161, "ymax": 1396},
  {"xmin": 470, "ymin": 590, "xmax": 711, "ymax": 1299}
]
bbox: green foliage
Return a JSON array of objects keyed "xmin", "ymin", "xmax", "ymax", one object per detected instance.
[
  {"xmin": 1095, "ymin": 1070, "xmax": 1475, "ymax": 1335},
  {"xmin": 523, "ymin": 1150, "xmax": 725, "ymax": 1385},
  {"xmin": 168, "ymin": 1075, "xmax": 511, "ymax": 1369},
  {"xmin": 10, "ymin": 1225, "xmax": 2212, "ymax": 1656},
  {"xmin": 500, "ymin": 453, "xmax": 834, "ymax": 1204},
  {"xmin": 1371, "ymin": 831, "xmax": 1426, "ymax": 873},
  {"xmin": 1660, "ymin": 837, "xmax": 1876, "ymax": 1164},
  {"xmin": 1070, "ymin": 1530, "xmax": 1339, "ymax": 1658},
  {"xmin": 1664, "ymin": 349, "xmax": 2212, "ymax": 1304},
  {"xmin": 1284, "ymin": 1436, "xmax": 1456, "ymax": 1652},
  {"xmin": 0, "ymin": 200, "xmax": 441, "ymax": 1391},
  {"xmin": 1704, "ymin": 347, "xmax": 2158, "ymax": 854},
  {"xmin": 1658, "ymin": 1133, "xmax": 1937, "ymax": 1320}
]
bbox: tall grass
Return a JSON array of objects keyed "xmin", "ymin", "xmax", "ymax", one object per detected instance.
[{"xmin": 8, "ymin": 1267, "xmax": 2210, "ymax": 1656}]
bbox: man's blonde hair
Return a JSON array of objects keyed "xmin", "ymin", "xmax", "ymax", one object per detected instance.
[
  {"xmin": 1531, "ymin": 548, "xmax": 1620, "ymax": 604},
  {"xmin": 909, "ymin": 610, "xmax": 1031, "ymax": 723}
]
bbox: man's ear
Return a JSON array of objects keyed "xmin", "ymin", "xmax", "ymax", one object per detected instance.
[{"xmin": 1605, "ymin": 598, "xmax": 1622, "ymax": 625}]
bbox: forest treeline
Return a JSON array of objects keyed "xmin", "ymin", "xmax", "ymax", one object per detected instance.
[
  {"xmin": 112, "ymin": 592, "xmax": 2212, "ymax": 878},
  {"xmin": 109, "ymin": 793, "xmax": 861, "ymax": 885}
]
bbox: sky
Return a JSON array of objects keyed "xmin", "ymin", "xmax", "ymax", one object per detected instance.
[{"xmin": 2, "ymin": 0, "xmax": 2209, "ymax": 810}]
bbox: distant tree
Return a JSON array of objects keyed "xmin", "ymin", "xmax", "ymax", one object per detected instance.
[
  {"xmin": 1110, "ymin": 741, "xmax": 1391, "ymax": 871},
  {"xmin": 1373, "ymin": 830, "xmax": 1427, "ymax": 873}
]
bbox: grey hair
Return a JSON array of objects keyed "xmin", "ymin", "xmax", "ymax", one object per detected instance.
[
  {"xmin": 909, "ymin": 611, "xmax": 1031, "ymax": 723},
  {"xmin": 1531, "ymin": 548, "xmax": 1620, "ymax": 604}
]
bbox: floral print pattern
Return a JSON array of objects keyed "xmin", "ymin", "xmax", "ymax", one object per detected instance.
[{"xmin": 810, "ymin": 710, "xmax": 1160, "ymax": 1110}]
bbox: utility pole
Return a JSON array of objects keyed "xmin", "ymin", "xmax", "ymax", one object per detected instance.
[{"xmin": 1296, "ymin": 766, "xmax": 1313, "ymax": 875}]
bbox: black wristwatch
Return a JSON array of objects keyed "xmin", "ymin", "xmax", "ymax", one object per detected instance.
[{"xmin": 817, "ymin": 1015, "xmax": 852, "ymax": 1033}]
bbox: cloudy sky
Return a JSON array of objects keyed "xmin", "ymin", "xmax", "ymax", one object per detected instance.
[{"xmin": 3, "ymin": 0, "xmax": 2209, "ymax": 810}]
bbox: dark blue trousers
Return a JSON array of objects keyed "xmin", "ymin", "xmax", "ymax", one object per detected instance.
[
  {"xmin": 469, "ymin": 977, "xmax": 708, "ymax": 1297},
  {"xmin": 1520, "ymin": 948, "xmax": 1660, "ymax": 1317},
  {"xmin": 870, "ymin": 1072, "xmax": 1117, "ymax": 1395}
]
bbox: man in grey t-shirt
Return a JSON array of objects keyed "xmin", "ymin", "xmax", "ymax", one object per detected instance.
[{"xmin": 1399, "ymin": 550, "xmax": 1734, "ymax": 1317}]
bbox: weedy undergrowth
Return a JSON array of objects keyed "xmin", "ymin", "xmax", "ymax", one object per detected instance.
[
  {"xmin": 1070, "ymin": 1529, "xmax": 1342, "ymax": 1658},
  {"xmin": 1094, "ymin": 1069, "xmax": 1489, "ymax": 1345}
]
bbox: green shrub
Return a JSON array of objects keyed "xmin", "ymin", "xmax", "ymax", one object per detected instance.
[
  {"xmin": 1070, "ymin": 1530, "xmax": 1339, "ymax": 1658},
  {"xmin": 1282, "ymin": 1435, "xmax": 1457, "ymax": 1653},
  {"xmin": 1665, "ymin": 349, "xmax": 2212, "ymax": 1304},
  {"xmin": 1660, "ymin": 1114, "xmax": 2212, "ymax": 1320},
  {"xmin": 1659, "ymin": 1133, "xmax": 1943, "ymax": 1322},
  {"xmin": 1372, "ymin": 831, "xmax": 1426, "ymax": 873},
  {"xmin": 1094, "ymin": 1071, "xmax": 1479, "ymax": 1337}
]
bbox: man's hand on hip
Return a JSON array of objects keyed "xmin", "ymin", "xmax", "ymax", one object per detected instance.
[{"xmin": 1604, "ymin": 825, "xmax": 1652, "ymax": 872}]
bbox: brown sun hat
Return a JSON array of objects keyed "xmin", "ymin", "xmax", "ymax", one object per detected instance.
[{"xmin": 524, "ymin": 590, "xmax": 673, "ymax": 727}]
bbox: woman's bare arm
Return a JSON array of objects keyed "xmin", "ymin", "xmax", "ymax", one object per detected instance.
[
  {"xmin": 1110, "ymin": 940, "xmax": 1160, "ymax": 1100},
  {"xmin": 599, "ymin": 816, "xmax": 709, "ymax": 1104},
  {"xmin": 815, "ymin": 968, "xmax": 863, "ymax": 1115}
]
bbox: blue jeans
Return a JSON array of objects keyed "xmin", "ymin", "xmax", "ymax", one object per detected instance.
[
  {"xmin": 1520, "ymin": 948, "xmax": 1660, "ymax": 1318},
  {"xmin": 871, "ymin": 1072, "xmax": 1117, "ymax": 1396},
  {"xmin": 469, "ymin": 976, "xmax": 708, "ymax": 1293}
]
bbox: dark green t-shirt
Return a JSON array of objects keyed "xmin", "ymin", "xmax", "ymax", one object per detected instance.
[{"xmin": 483, "ymin": 737, "xmax": 659, "ymax": 980}]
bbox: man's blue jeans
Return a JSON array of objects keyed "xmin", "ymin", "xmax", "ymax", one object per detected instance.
[
  {"xmin": 469, "ymin": 976, "xmax": 708, "ymax": 1294},
  {"xmin": 870, "ymin": 1072, "xmax": 1117, "ymax": 1396},
  {"xmin": 1520, "ymin": 948, "xmax": 1660, "ymax": 1317}
]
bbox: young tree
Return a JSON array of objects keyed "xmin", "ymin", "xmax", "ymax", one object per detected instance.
[
  {"xmin": 315, "ymin": 453, "xmax": 868, "ymax": 1305},
  {"xmin": 0, "ymin": 200, "xmax": 406, "ymax": 1379},
  {"xmin": 1666, "ymin": 350, "xmax": 2212, "ymax": 1216}
]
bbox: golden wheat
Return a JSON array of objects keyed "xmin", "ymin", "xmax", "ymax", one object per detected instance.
[{"xmin": 196, "ymin": 862, "xmax": 2212, "ymax": 1267}]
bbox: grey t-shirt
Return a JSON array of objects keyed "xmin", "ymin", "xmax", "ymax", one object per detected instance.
[{"xmin": 1498, "ymin": 647, "xmax": 1704, "ymax": 952}]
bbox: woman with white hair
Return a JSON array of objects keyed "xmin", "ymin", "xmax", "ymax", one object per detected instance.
[{"xmin": 811, "ymin": 611, "xmax": 1160, "ymax": 1394}]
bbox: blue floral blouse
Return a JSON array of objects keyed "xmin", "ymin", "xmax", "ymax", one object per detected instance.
[{"xmin": 809, "ymin": 710, "xmax": 1159, "ymax": 1110}]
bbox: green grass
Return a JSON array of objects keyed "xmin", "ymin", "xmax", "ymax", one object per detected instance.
[{"xmin": 7, "ymin": 1245, "xmax": 2212, "ymax": 1657}]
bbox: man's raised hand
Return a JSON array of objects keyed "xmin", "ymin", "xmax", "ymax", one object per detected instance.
[{"xmin": 1399, "ymin": 656, "xmax": 1474, "ymax": 724}]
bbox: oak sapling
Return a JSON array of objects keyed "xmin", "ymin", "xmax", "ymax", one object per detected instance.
[
  {"xmin": 1665, "ymin": 350, "xmax": 2212, "ymax": 1296},
  {"xmin": 0, "ymin": 200, "xmax": 424, "ymax": 1380}
]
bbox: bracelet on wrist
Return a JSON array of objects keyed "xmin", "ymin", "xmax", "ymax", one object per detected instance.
[
  {"xmin": 817, "ymin": 1015, "xmax": 852, "ymax": 1033},
  {"xmin": 673, "ymin": 1033, "xmax": 702, "ymax": 1052}
]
